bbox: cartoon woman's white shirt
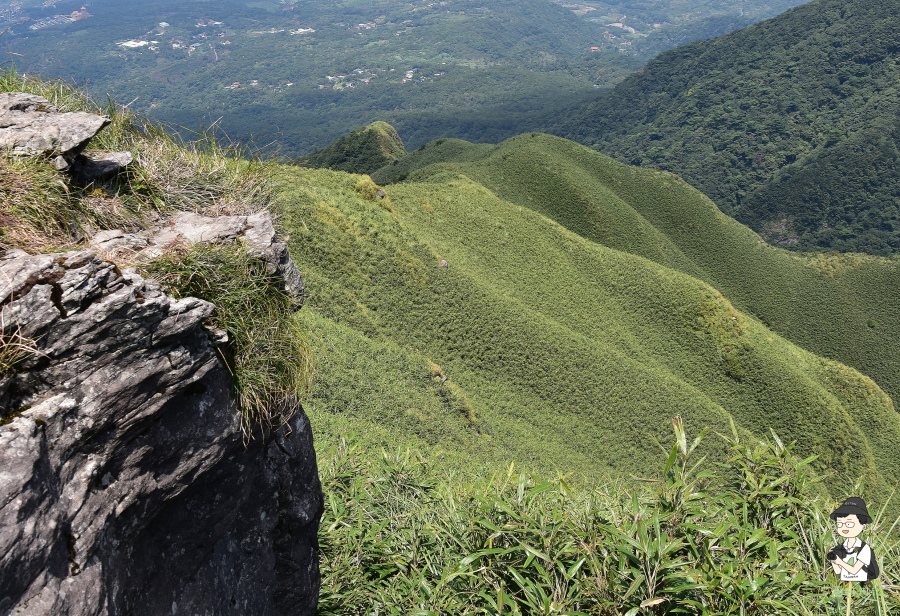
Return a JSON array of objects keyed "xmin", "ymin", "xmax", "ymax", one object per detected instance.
[{"xmin": 839, "ymin": 539, "xmax": 871, "ymax": 582}]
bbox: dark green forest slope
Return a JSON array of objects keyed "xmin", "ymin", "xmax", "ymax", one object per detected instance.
[
  {"xmin": 279, "ymin": 132, "xmax": 900, "ymax": 508},
  {"xmin": 547, "ymin": 0, "xmax": 900, "ymax": 255},
  {"xmin": 563, "ymin": 0, "xmax": 806, "ymax": 60}
]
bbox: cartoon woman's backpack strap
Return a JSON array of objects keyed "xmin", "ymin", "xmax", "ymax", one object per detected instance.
[{"xmin": 859, "ymin": 540, "xmax": 880, "ymax": 580}]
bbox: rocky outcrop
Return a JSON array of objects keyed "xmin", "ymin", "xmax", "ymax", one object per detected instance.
[
  {"xmin": 0, "ymin": 250, "xmax": 322, "ymax": 615},
  {"xmin": 0, "ymin": 92, "xmax": 131, "ymax": 176},
  {"xmin": 0, "ymin": 93, "xmax": 107, "ymax": 159},
  {"xmin": 89, "ymin": 211, "xmax": 305, "ymax": 308}
]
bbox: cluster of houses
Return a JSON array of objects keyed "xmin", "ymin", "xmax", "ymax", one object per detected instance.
[
  {"xmin": 316, "ymin": 66, "xmax": 448, "ymax": 90},
  {"xmin": 28, "ymin": 7, "xmax": 89, "ymax": 31},
  {"xmin": 224, "ymin": 80, "xmax": 294, "ymax": 92},
  {"xmin": 0, "ymin": 3, "xmax": 23, "ymax": 25},
  {"xmin": 117, "ymin": 17, "xmax": 236, "ymax": 54},
  {"xmin": 320, "ymin": 69, "xmax": 378, "ymax": 90}
]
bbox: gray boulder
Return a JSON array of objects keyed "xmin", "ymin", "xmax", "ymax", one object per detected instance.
[
  {"xmin": 0, "ymin": 93, "xmax": 110, "ymax": 159},
  {"xmin": 0, "ymin": 250, "xmax": 322, "ymax": 616}
]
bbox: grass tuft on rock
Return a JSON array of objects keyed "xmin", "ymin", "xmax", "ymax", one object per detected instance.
[
  {"xmin": 143, "ymin": 242, "xmax": 313, "ymax": 434},
  {"xmin": 0, "ymin": 316, "xmax": 41, "ymax": 378},
  {"xmin": 1, "ymin": 69, "xmax": 305, "ymax": 434}
]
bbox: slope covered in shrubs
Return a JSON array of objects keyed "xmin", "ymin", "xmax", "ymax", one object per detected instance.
[{"xmin": 373, "ymin": 133, "xmax": 900, "ymax": 423}]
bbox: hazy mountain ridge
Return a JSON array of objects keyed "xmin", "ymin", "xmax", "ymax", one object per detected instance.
[
  {"xmin": 0, "ymin": 0, "xmax": 636, "ymax": 156},
  {"xmin": 1, "ymin": 0, "xmax": 810, "ymax": 156}
]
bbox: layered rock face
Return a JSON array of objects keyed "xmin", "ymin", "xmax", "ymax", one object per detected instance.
[
  {"xmin": 0, "ymin": 251, "xmax": 322, "ymax": 615},
  {"xmin": 0, "ymin": 92, "xmax": 131, "ymax": 177}
]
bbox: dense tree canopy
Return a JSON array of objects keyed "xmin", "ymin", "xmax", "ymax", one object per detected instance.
[{"xmin": 548, "ymin": 0, "xmax": 900, "ymax": 255}]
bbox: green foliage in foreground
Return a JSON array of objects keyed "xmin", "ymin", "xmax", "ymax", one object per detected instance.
[
  {"xmin": 298, "ymin": 122, "xmax": 408, "ymax": 175},
  {"xmin": 317, "ymin": 419, "xmax": 900, "ymax": 615},
  {"xmin": 547, "ymin": 0, "xmax": 900, "ymax": 255},
  {"xmin": 142, "ymin": 242, "xmax": 313, "ymax": 434}
]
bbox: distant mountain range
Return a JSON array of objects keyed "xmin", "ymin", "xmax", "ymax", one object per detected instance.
[
  {"xmin": 1, "ymin": 0, "xmax": 805, "ymax": 156},
  {"xmin": 548, "ymin": 0, "xmax": 900, "ymax": 255}
]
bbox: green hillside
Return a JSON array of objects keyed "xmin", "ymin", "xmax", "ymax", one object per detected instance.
[
  {"xmin": 279, "ymin": 134, "xmax": 900, "ymax": 506},
  {"xmin": 5, "ymin": 72, "xmax": 900, "ymax": 612},
  {"xmin": 298, "ymin": 122, "xmax": 407, "ymax": 174},
  {"xmin": 547, "ymin": 0, "xmax": 900, "ymax": 255},
  {"xmin": 374, "ymin": 133, "xmax": 900, "ymax": 415}
]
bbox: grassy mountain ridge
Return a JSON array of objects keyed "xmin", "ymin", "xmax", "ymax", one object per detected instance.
[
  {"xmin": 546, "ymin": 0, "xmax": 900, "ymax": 255},
  {"xmin": 373, "ymin": 133, "xmax": 900, "ymax": 415},
  {"xmin": 278, "ymin": 136, "xmax": 900, "ymax": 505}
]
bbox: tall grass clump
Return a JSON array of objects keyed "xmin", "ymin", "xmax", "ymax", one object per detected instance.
[
  {"xmin": 316, "ymin": 417, "xmax": 900, "ymax": 615},
  {"xmin": 121, "ymin": 120, "xmax": 281, "ymax": 216},
  {"xmin": 0, "ymin": 316, "xmax": 44, "ymax": 425},
  {"xmin": 141, "ymin": 235, "xmax": 312, "ymax": 434},
  {"xmin": 0, "ymin": 314, "xmax": 41, "ymax": 377}
]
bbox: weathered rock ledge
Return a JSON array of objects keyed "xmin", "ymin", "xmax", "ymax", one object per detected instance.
[
  {"xmin": 91, "ymin": 210, "xmax": 305, "ymax": 309},
  {"xmin": 0, "ymin": 92, "xmax": 131, "ymax": 178},
  {"xmin": 0, "ymin": 250, "xmax": 322, "ymax": 615}
]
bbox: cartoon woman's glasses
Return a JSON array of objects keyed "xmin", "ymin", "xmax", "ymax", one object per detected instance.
[{"xmin": 835, "ymin": 522, "xmax": 856, "ymax": 528}]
